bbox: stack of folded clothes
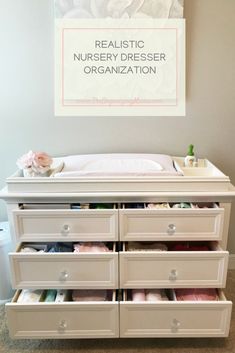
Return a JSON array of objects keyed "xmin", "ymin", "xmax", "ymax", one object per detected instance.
[
  {"xmin": 170, "ymin": 242, "xmax": 210, "ymax": 251},
  {"xmin": 175, "ymin": 288, "xmax": 218, "ymax": 301},
  {"xmin": 132, "ymin": 289, "xmax": 169, "ymax": 302},
  {"xmin": 191, "ymin": 203, "xmax": 215, "ymax": 208},
  {"xmin": 47, "ymin": 243, "xmax": 73, "ymax": 253},
  {"xmin": 73, "ymin": 242, "xmax": 110, "ymax": 253},
  {"xmin": 72, "ymin": 290, "xmax": 108, "ymax": 301},
  {"xmin": 127, "ymin": 242, "xmax": 168, "ymax": 252},
  {"xmin": 17, "ymin": 289, "xmax": 44, "ymax": 303},
  {"xmin": 171, "ymin": 202, "xmax": 191, "ymax": 208},
  {"xmin": 146, "ymin": 203, "xmax": 169, "ymax": 209},
  {"xmin": 20, "ymin": 244, "xmax": 47, "ymax": 253}
]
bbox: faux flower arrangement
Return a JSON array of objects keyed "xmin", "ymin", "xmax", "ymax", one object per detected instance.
[
  {"xmin": 16, "ymin": 151, "xmax": 53, "ymax": 177},
  {"xmin": 54, "ymin": 0, "xmax": 184, "ymax": 19}
]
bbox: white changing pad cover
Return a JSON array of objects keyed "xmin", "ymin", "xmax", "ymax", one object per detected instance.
[{"xmin": 54, "ymin": 154, "xmax": 182, "ymax": 178}]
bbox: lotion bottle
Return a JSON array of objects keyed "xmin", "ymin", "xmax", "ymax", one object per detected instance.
[{"xmin": 184, "ymin": 144, "xmax": 195, "ymax": 167}]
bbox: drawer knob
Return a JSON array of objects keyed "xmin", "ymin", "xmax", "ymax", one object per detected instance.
[
  {"xmin": 59, "ymin": 319, "xmax": 67, "ymax": 330},
  {"xmin": 167, "ymin": 224, "xmax": 176, "ymax": 235},
  {"xmin": 169, "ymin": 269, "xmax": 178, "ymax": 281},
  {"xmin": 60, "ymin": 270, "xmax": 69, "ymax": 281},
  {"xmin": 61, "ymin": 224, "xmax": 70, "ymax": 236},
  {"xmin": 171, "ymin": 318, "xmax": 180, "ymax": 332}
]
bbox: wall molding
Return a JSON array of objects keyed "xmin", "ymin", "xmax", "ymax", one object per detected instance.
[{"xmin": 229, "ymin": 254, "xmax": 235, "ymax": 270}]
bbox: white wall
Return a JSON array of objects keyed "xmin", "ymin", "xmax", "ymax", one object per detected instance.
[{"xmin": 0, "ymin": 0, "xmax": 235, "ymax": 250}]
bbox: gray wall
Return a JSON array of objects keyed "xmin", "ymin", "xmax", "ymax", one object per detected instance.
[{"xmin": 0, "ymin": 0, "xmax": 235, "ymax": 251}]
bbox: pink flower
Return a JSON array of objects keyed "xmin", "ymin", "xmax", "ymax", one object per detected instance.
[
  {"xmin": 16, "ymin": 150, "xmax": 35, "ymax": 170},
  {"xmin": 33, "ymin": 152, "xmax": 53, "ymax": 168},
  {"xmin": 17, "ymin": 151, "xmax": 53, "ymax": 175}
]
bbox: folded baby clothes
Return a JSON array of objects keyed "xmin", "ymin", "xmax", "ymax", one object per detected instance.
[
  {"xmin": 47, "ymin": 242, "xmax": 73, "ymax": 253},
  {"xmin": 73, "ymin": 242, "xmax": 110, "ymax": 253},
  {"xmin": 171, "ymin": 203, "xmax": 191, "ymax": 208},
  {"xmin": 170, "ymin": 242, "xmax": 210, "ymax": 251},
  {"xmin": 132, "ymin": 289, "xmax": 169, "ymax": 302},
  {"xmin": 17, "ymin": 289, "xmax": 44, "ymax": 303},
  {"xmin": 192, "ymin": 203, "xmax": 214, "ymax": 209},
  {"xmin": 20, "ymin": 247, "xmax": 38, "ymax": 253},
  {"xmin": 72, "ymin": 290, "xmax": 107, "ymax": 302},
  {"xmin": 132, "ymin": 289, "xmax": 146, "ymax": 301},
  {"xmin": 127, "ymin": 242, "xmax": 168, "ymax": 252},
  {"xmin": 20, "ymin": 244, "xmax": 47, "ymax": 252},
  {"xmin": 175, "ymin": 288, "xmax": 218, "ymax": 301},
  {"xmin": 146, "ymin": 203, "xmax": 169, "ymax": 209},
  {"xmin": 145, "ymin": 289, "xmax": 169, "ymax": 302},
  {"xmin": 44, "ymin": 289, "xmax": 57, "ymax": 302}
]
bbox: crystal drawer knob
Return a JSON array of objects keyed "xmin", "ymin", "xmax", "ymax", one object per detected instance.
[
  {"xmin": 58, "ymin": 319, "xmax": 67, "ymax": 330},
  {"xmin": 171, "ymin": 318, "xmax": 180, "ymax": 332},
  {"xmin": 61, "ymin": 224, "xmax": 70, "ymax": 236},
  {"xmin": 167, "ymin": 224, "xmax": 176, "ymax": 235},
  {"xmin": 60, "ymin": 270, "xmax": 69, "ymax": 281},
  {"xmin": 169, "ymin": 269, "xmax": 178, "ymax": 281}
]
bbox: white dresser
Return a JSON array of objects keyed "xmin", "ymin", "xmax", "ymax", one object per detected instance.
[{"xmin": 1, "ymin": 157, "xmax": 235, "ymax": 339}]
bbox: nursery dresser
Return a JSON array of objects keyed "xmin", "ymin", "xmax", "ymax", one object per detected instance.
[{"xmin": 1, "ymin": 157, "xmax": 235, "ymax": 339}]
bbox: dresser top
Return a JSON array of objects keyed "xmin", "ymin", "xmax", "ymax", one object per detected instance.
[{"xmin": 1, "ymin": 156, "xmax": 235, "ymax": 202}]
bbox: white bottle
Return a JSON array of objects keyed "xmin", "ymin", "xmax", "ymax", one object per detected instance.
[{"xmin": 184, "ymin": 144, "xmax": 195, "ymax": 167}]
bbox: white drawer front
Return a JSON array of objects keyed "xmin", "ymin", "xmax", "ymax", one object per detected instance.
[
  {"xmin": 6, "ymin": 295, "xmax": 118, "ymax": 339},
  {"xmin": 10, "ymin": 252, "xmax": 118, "ymax": 289},
  {"xmin": 13, "ymin": 209, "xmax": 118, "ymax": 242},
  {"xmin": 119, "ymin": 249, "xmax": 228, "ymax": 288},
  {"xmin": 120, "ymin": 293, "xmax": 232, "ymax": 337},
  {"xmin": 120, "ymin": 208, "xmax": 224, "ymax": 241}
]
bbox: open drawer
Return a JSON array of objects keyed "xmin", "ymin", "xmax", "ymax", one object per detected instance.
[
  {"xmin": 119, "ymin": 242, "xmax": 228, "ymax": 288},
  {"xmin": 120, "ymin": 289, "xmax": 232, "ymax": 337},
  {"xmin": 6, "ymin": 290, "xmax": 119, "ymax": 339},
  {"xmin": 12, "ymin": 208, "xmax": 118, "ymax": 242},
  {"xmin": 9, "ymin": 243, "xmax": 118, "ymax": 289},
  {"xmin": 119, "ymin": 203, "xmax": 224, "ymax": 241}
]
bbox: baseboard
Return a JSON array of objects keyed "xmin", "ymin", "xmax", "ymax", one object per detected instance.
[{"xmin": 229, "ymin": 254, "xmax": 235, "ymax": 269}]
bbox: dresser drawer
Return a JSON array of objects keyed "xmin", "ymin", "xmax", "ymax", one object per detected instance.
[
  {"xmin": 9, "ymin": 243, "xmax": 118, "ymax": 289},
  {"xmin": 119, "ymin": 205, "xmax": 224, "ymax": 241},
  {"xmin": 120, "ymin": 290, "xmax": 232, "ymax": 337},
  {"xmin": 6, "ymin": 290, "xmax": 118, "ymax": 339},
  {"xmin": 13, "ymin": 209, "xmax": 118, "ymax": 242},
  {"xmin": 119, "ymin": 243, "xmax": 228, "ymax": 288}
]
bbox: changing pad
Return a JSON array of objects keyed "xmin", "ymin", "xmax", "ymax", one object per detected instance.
[{"xmin": 53, "ymin": 154, "xmax": 182, "ymax": 178}]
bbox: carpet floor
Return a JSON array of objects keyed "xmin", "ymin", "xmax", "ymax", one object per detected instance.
[{"xmin": 1, "ymin": 271, "xmax": 235, "ymax": 353}]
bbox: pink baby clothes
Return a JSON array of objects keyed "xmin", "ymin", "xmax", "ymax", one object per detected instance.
[
  {"xmin": 74, "ymin": 242, "xmax": 110, "ymax": 253},
  {"xmin": 175, "ymin": 288, "xmax": 218, "ymax": 301},
  {"xmin": 132, "ymin": 289, "xmax": 146, "ymax": 301}
]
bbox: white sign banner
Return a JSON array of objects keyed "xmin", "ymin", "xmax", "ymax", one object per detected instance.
[{"xmin": 55, "ymin": 18, "xmax": 185, "ymax": 116}]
